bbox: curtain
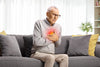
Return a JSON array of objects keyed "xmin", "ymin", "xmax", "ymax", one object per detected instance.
[{"xmin": 0, "ymin": 0, "xmax": 94, "ymax": 35}]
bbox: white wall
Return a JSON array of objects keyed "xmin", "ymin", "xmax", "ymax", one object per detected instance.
[
  {"xmin": 0, "ymin": 0, "xmax": 94, "ymax": 35},
  {"xmin": 87, "ymin": 0, "xmax": 94, "ymax": 34}
]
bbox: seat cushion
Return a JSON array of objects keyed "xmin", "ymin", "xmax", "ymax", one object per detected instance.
[
  {"xmin": 0, "ymin": 57, "xmax": 44, "ymax": 67},
  {"xmin": 69, "ymin": 56, "xmax": 100, "ymax": 67},
  {"xmin": 0, "ymin": 57, "xmax": 58, "ymax": 67},
  {"xmin": 0, "ymin": 56, "xmax": 99, "ymax": 67}
]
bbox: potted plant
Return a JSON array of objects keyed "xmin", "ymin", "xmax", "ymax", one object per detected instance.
[{"xmin": 79, "ymin": 22, "xmax": 93, "ymax": 34}]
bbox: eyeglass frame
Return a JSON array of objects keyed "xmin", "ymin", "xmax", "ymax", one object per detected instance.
[{"xmin": 51, "ymin": 13, "xmax": 61, "ymax": 17}]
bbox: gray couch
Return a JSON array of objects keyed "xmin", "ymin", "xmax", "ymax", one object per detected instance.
[{"xmin": 0, "ymin": 35, "xmax": 100, "ymax": 67}]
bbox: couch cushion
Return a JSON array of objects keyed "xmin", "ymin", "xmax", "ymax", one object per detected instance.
[
  {"xmin": 0, "ymin": 56, "xmax": 99, "ymax": 67},
  {"xmin": 11, "ymin": 35, "xmax": 25, "ymax": 57},
  {"xmin": 95, "ymin": 45, "xmax": 100, "ymax": 58},
  {"xmin": 67, "ymin": 35, "xmax": 91, "ymax": 56},
  {"xmin": 0, "ymin": 57, "xmax": 44, "ymax": 67},
  {"xmin": 69, "ymin": 56, "xmax": 100, "ymax": 67},
  {"xmin": 88, "ymin": 34, "xmax": 99, "ymax": 56},
  {"xmin": 55, "ymin": 36, "xmax": 71, "ymax": 54},
  {"xmin": 0, "ymin": 57, "xmax": 60, "ymax": 67},
  {"xmin": 0, "ymin": 31, "xmax": 7, "ymax": 56},
  {"xmin": 72, "ymin": 34, "xmax": 99, "ymax": 56},
  {"xmin": 0, "ymin": 35, "xmax": 22, "ymax": 56},
  {"xmin": 23, "ymin": 35, "xmax": 33, "ymax": 57}
]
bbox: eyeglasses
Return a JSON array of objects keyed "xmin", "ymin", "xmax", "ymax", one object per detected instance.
[{"xmin": 51, "ymin": 13, "xmax": 61, "ymax": 17}]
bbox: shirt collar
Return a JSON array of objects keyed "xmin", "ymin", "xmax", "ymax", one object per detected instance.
[{"xmin": 44, "ymin": 18, "xmax": 55, "ymax": 26}]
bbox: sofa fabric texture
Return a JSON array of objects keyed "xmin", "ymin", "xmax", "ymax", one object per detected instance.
[
  {"xmin": 0, "ymin": 35, "xmax": 22, "ymax": 56},
  {"xmin": 72, "ymin": 34, "xmax": 99, "ymax": 56},
  {"xmin": 0, "ymin": 35, "xmax": 100, "ymax": 67},
  {"xmin": 67, "ymin": 35, "xmax": 91, "ymax": 56},
  {"xmin": 23, "ymin": 35, "xmax": 33, "ymax": 57}
]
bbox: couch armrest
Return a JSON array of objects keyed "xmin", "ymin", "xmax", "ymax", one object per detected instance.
[{"xmin": 95, "ymin": 45, "xmax": 100, "ymax": 58}]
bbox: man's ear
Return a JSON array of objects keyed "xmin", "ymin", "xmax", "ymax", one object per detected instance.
[{"xmin": 46, "ymin": 12, "xmax": 49, "ymax": 17}]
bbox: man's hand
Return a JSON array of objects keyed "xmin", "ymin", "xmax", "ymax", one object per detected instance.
[{"xmin": 47, "ymin": 33, "xmax": 59, "ymax": 42}]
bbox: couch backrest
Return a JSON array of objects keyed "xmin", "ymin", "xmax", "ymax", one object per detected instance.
[
  {"xmin": 55, "ymin": 36, "xmax": 71, "ymax": 54},
  {"xmin": 11, "ymin": 35, "xmax": 71, "ymax": 57},
  {"xmin": 10, "ymin": 35, "xmax": 25, "ymax": 56}
]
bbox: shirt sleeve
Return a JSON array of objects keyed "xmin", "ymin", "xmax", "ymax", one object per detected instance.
[
  {"xmin": 33, "ymin": 21, "xmax": 53, "ymax": 47},
  {"xmin": 54, "ymin": 26, "xmax": 62, "ymax": 47}
]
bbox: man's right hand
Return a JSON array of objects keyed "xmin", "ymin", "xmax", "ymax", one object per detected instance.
[{"xmin": 47, "ymin": 33, "xmax": 59, "ymax": 42}]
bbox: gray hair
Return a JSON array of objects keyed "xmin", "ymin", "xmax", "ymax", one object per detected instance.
[{"xmin": 47, "ymin": 6, "xmax": 58, "ymax": 12}]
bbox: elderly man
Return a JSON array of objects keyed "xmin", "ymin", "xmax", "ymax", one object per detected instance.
[{"xmin": 31, "ymin": 6, "xmax": 68, "ymax": 67}]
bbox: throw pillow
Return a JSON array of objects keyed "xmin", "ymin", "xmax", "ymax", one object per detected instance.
[
  {"xmin": 0, "ymin": 30, "xmax": 6, "ymax": 35},
  {"xmin": 23, "ymin": 35, "xmax": 33, "ymax": 57},
  {"xmin": 72, "ymin": 34, "xmax": 99, "ymax": 56},
  {"xmin": 0, "ymin": 30, "xmax": 7, "ymax": 56},
  {"xmin": 0, "ymin": 34, "xmax": 22, "ymax": 56},
  {"xmin": 88, "ymin": 34, "xmax": 99, "ymax": 56},
  {"xmin": 67, "ymin": 35, "xmax": 91, "ymax": 56}
]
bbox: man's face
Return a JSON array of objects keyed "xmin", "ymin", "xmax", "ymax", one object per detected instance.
[{"xmin": 46, "ymin": 8, "xmax": 60, "ymax": 25}]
